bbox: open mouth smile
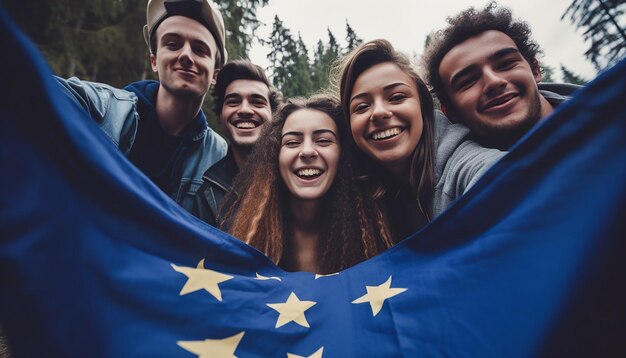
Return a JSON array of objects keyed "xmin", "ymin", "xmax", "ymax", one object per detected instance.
[
  {"xmin": 370, "ymin": 127, "xmax": 403, "ymax": 141},
  {"xmin": 295, "ymin": 168, "xmax": 324, "ymax": 179},
  {"xmin": 232, "ymin": 120, "xmax": 261, "ymax": 129}
]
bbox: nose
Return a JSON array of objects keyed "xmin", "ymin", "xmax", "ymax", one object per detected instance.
[
  {"xmin": 482, "ymin": 68, "xmax": 507, "ymax": 95},
  {"xmin": 178, "ymin": 44, "xmax": 194, "ymax": 67},
  {"xmin": 299, "ymin": 140, "xmax": 318, "ymax": 160},
  {"xmin": 370, "ymin": 99, "xmax": 392, "ymax": 121},
  {"xmin": 237, "ymin": 100, "xmax": 254, "ymax": 117}
]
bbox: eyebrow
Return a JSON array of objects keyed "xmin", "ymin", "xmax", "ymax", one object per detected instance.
[
  {"xmin": 224, "ymin": 92, "xmax": 269, "ymax": 102},
  {"xmin": 449, "ymin": 47, "xmax": 521, "ymax": 88},
  {"xmin": 349, "ymin": 82, "xmax": 411, "ymax": 104},
  {"xmin": 281, "ymin": 129, "xmax": 337, "ymax": 139}
]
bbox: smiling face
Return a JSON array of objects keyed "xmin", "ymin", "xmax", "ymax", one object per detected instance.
[
  {"xmin": 279, "ymin": 109, "xmax": 340, "ymax": 203},
  {"xmin": 349, "ymin": 62, "xmax": 423, "ymax": 176},
  {"xmin": 150, "ymin": 16, "xmax": 218, "ymax": 99},
  {"xmin": 438, "ymin": 30, "xmax": 551, "ymax": 143},
  {"xmin": 220, "ymin": 79, "xmax": 273, "ymax": 148}
]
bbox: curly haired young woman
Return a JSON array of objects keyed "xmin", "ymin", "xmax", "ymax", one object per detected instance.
[{"xmin": 220, "ymin": 94, "xmax": 392, "ymax": 274}]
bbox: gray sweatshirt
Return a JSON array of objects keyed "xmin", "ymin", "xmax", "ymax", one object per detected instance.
[{"xmin": 431, "ymin": 111, "xmax": 505, "ymax": 217}]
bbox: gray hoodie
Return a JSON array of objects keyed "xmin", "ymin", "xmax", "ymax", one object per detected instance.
[{"xmin": 431, "ymin": 111, "xmax": 504, "ymax": 217}]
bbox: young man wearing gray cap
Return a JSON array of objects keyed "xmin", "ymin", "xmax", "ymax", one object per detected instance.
[{"xmin": 55, "ymin": 0, "xmax": 228, "ymax": 212}]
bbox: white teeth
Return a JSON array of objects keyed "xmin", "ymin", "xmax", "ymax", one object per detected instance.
[
  {"xmin": 372, "ymin": 127, "xmax": 401, "ymax": 140},
  {"xmin": 235, "ymin": 121, "xmax": 257, "ymax": 129},
  {"xmin": 296, "ymin": 168, "xmax": 322, "ymax": 177}
]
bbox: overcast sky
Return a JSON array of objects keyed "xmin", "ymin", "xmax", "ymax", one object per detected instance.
[{"xmin": 248, "ymin": 0, "xmax": 599, "ymax": 82}]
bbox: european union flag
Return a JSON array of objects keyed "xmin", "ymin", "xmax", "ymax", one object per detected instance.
[{"xmin": 1, "ymin": 8, "xmax": 625, "ymax": 357}]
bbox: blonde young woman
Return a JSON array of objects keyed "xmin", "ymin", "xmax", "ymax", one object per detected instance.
[{"xmin": 220, "ymin": 95, "xmax": 392, "ymax": 274}]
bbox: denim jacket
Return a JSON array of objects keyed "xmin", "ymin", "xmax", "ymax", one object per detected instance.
[
  {"xmin": 193, "ymin": 149, "xmax": 239, "ymax": 226},
  {"xmin": 55, "ymin": 77, "xmax": 227, "ymax": 212}
]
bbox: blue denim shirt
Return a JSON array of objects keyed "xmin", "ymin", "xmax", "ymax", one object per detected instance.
[{"xmin": 55, "ymin": 77, "xmax": 227, "ymax": 212}]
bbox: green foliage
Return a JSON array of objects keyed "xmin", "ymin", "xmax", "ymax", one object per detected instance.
[
  {"xmin": 541, "ymin": 64, "xmax": 556, "ymax": 82},
  {"xmin": 292, "ymin": 34, "xmax": 315, "ymax": 96},
  {"xmin": 265, "ymin": 18, "xmax": 365, "ymax": 98},
  {"xmin": 345, "ymin": 20, "xmax": 363, "ymax": 54},
  {"xmin": 4, "ymin": 0, "xmax": 270, "ymax": 132},
  {"xmin": 562, "ymin": 0, "xmax": 626, "ymax": 71},
  {"xmin": 560, "ymin": 64, "xmax": 588, "ymax": 85},
  {"xmin": 314, "ymin": 29, "xmax": 340, "ymax": 92},
  {"xmin": 311, "ymin": 40, "xmax": 327, "ymax": 91},
  {"xmin": 217, "ymin": 0, "xmax": 269, "ymax": 60},
  {"xmin": 267, "ymin": 15, "xmax": 297, "ymax": 97},
  {"xmin": 6, "ymin": 0, "xmax": 366, "ymax": 102},
  {"xmin": 326, "ymin": 28, "xmax": 340, "ymax": 57},
  {"xmin": 5, "ymin": 0, "xmax": 150, "ymax": 87},
  {"xmin": 423, "ymin": 33, "xmax": 433, "ymax": 50}
]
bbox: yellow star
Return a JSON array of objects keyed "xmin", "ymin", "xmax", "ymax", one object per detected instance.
[
  {"xmin": 352, "ymin": 276, "xmax": 407, "ymax": 317},
  {"xmin": 314, "ymin": 273, "xmax": 339, "ymax": 280},
  {"xmin": 267, "ymin": 292, "xmax": 317, "ymax": 328},
  {"xmin": 287, "ymin": 346, "xmax": 324, "ymax": 358},
  {"xmin": 177, "ymin": 331, "xmax": 244, "ymax": 358},
  {"xmin": 171, "ymin": 259, "xmax": 233, "ymax": 301},
  {"xmin": 255, "ymin": 272, "xmax": 282, "ymax": 281}
]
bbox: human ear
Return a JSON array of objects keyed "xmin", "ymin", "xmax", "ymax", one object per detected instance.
[
  {"xmin": 439, "ymin": 103, "xmax": 458, "ymax": 123},
  {"xmin": 150, "ymin": 54, "xmax": 158, "ymax": 73},
  {"xmin": 531, "ymin": 59, "xmax": 542, "ymax": 83}
]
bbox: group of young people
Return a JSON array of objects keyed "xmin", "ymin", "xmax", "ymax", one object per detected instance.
[
  {"xmin": 0, "ymin": 1, "xmax": 590, "ymax": 353},
  {"xmin": 57, "ymin": 0, "xmax": 580, "ymax": 275}
]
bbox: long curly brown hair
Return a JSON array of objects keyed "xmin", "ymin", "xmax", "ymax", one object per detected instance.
[
  {"xmin": 219, "ymin": 94, "xmax": 393, "ymax": 274},
  {"xmin": 334, "ymin": 39, "xmax": 436, "ymax": 236}
]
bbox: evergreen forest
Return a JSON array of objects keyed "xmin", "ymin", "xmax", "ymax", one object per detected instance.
[{"xmin": 3, "ymin": 0, "xmax": 624, "ymax": 128}]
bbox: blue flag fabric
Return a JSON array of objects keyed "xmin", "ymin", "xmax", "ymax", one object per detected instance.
[{"xmin": 1, "ymin": 9, "xmax": 625, "ymax": 358}]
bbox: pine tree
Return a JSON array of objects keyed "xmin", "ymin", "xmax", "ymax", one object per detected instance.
[
  {"xmin": 76, "ymin": 0, "xmax": 149, "ymax": 86},
  {"xmin": 313, "ymin": 29, "xmax": 341, "ymax": 91},
  {"xmin": 267, "ymin": 15, "xmax": 298, "ymax": 97},
  {"xmin": 560, "ymin": 65, "xmax": 588, "ymax": 85},
  {"xmin": 290, "ymin": 34, "xmax": 314, "ymax": 96},
  {"xmin": 7, "ymin": 0, "xmax": 272, "ymax": 132},
  {"xmin": 562, "ymin": 0, "xmax": 625, "ymax": 71},
  {"xmin": 326, "ymin": 28, "xmax": 340, "ymax": 59},
  {"xmin": 6, "ymin": 0, "xmax": 271, "ymax": 85},
  {"xmin": 345, "ymin": 20, "xmax": 363, "ymax": 54},
  {"xmin": 424, "ymin": 33, "xmax": 434, "ymax": 50},
  {"xmin": 216, "ymin": 0, "xmax": 269, "ymax": 61},
  {"xmin": 541, "ymin": 64, "xmax": 556, "ymax": 82},
  {"xmin": 311, "ymin": 40, "xmax": 327, "ymax": 91},
  {"xmin": 5, "ymin": 0, "xmax": 145, "ymax": 86}
]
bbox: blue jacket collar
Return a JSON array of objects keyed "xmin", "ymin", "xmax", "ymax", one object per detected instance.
[{"xmin": 124, "ymin": 80, "xmax": 208, "ymax": 142}]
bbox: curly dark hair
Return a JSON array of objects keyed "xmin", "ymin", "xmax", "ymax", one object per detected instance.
[
  {"xmin": 423, "ymin": 1, "xmax": 542, "ymax": 109},
  {"xmin": 333, "ymin": 39, "xmax": 435, "ymax": 232},
  {"xmin": 212, "ymin": 59, "xmax": 282, "ymax": 117},
  {"xmin": 219, "ymin": 94, "xmax": 393, "ymax": 274}
]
